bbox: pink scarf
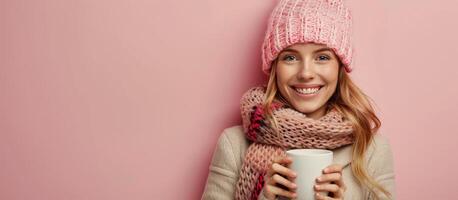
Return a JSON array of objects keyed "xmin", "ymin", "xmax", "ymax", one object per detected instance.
[{"xmin": 234, "ymin": 86, "xmax": 355, "ymax": 200}]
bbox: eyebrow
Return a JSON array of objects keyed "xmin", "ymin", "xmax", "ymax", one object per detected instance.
[{"xmin": 281, "ymin": 47, "xmax": 333, "ymax": 54}]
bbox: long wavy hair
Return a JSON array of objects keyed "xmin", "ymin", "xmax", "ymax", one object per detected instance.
[{"xmin": 261, "ymin": 58, "xmax": 392, "ymax": 200}]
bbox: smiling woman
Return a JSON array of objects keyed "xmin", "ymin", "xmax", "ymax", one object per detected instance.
[
  {"xmin": 201, "ymin": 0, "xmax": 396, "ymax": 200},
  {"xmin": 275, "ymin": 44, "xmax": 340, "ymax": 120}
]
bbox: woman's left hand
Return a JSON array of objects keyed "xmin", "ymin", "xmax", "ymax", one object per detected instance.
[{"xmin": 314, "ymin": 163, "xmax": 346, "ymax": 200}]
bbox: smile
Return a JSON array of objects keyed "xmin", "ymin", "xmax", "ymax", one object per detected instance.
[{"xmin": 292, "ymin": 86, "xmax": 323, "ymax": 98}]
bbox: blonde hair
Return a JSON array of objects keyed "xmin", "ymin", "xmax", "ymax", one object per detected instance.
[{"xmin": 262, "ymin": 59, "xmax": 392, "ymax": 200}]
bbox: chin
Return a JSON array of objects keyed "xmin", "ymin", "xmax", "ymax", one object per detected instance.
[
  {"xmin": 293, "ymin": 104, "xmax": 319, "ymax": 114},
  {"xmin": 292, "ymin": 100, "xmax": 326, "ymax": 114}
]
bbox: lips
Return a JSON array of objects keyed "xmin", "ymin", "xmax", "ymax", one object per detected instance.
[
  {"xmin": 290, "ymin": 84, "xmax": 324, "ymax": 97},
  {"xmin": 291, "ymin": 85, "xmax": 323, "ymax": 90}
]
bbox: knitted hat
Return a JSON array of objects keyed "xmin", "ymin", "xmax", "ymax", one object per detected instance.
[{"xmin": 261, "ymin": 0, "xmax": 354, "ymax": 75}]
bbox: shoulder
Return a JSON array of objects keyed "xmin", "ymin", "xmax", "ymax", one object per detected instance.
[
  {"xmin": 367, "ymin": 134, "xmax": 394, "ymax": 159},
  {"xmin": 371, "ymin": 133, "xmax": 392, "ymax": 146},
  {"xmin": 220, "ymin": 125, "xmax": 250, "ymax": 154},
  {"xmin": 221, "ymin": 125, "xmax": 248, "ymax": 146},
  {"xmin": 334, "ymin": 133, "xmax": 394, "ymax": 170},
  {"xmin": 365, "ymin": 133, "xmax": 395, "ymax": 173},
  {"xmin": 218, "ymin": 125, "xmax": 250, "ymax": 170}
]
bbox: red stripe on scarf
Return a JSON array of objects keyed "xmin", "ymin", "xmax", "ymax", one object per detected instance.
[
  {"xmin": 247, "ymin": 102, "xmax": 284, "ymax": 141},
  {"xmin": 250, "ymin": 172, "xmax": 266, "ymax": 200}
]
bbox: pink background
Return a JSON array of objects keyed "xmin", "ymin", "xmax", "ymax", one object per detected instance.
[{"xmin": 1, "ymin": 0, "xmax": 457, "ymax": 199}]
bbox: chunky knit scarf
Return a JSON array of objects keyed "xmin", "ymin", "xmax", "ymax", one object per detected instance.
[{"xmin": 234, "ymin": 86, "xmax": 355, "ymax": 200}]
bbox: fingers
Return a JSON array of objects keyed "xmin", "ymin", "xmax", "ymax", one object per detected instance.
[
  {"xmin": 270, "ymin": 174, "xmax": 297, "ymax": 190},
  {"xmin": 274, "ymin": 156, "xmax": 293, "ymax": 166},
  {"xmin": 315, "ymin": 192, "xmax": 333, "ymax": 200},
  {"xmin": 265, "ymin": 173, "xmax": 297, "ymax": 199},
  {"xmin": 316, "ymin": 172, "xmax": 346, "ymax": 192},
  {"xmin": 314, "ymin": 185, "xmax": 345, "ymax": 200},
  {"xmin": 264, "ymin": 156, "xmax": 298, "ymax": 199},
  {"xmin": 274, "ymin": 155, "xmax": 293, "ymax": 164},
  {"xmin": 265, "ymin": 184, "xmax": 297, "ymax": 199},
  {"xmin": 314, "ymin": 183, "xmax": 340, "ymax": 193},
  {"xmin": 314, "ymin": 164, "xmax": 346, "ymax": 199},
  {"xmin": 316, "ymin": 172, "xmax": 341, "ymax": 184},
  {"xmin": 322, "ymin": 163, "xmax": 343, "ymax": 174},
  {"xmin": 272, "ymin": 162, "xmax": 297, "ymax": 179},
  {"xmin": 267, "ymin": 156, "xmax": 297, "ymax": 190},
  {"xmin": 266, "ymin": 156, "xmax": 295, "ymax": 178},
  {"xmin": 321, "ymin": 164, "xmax": 345, "ymax": 189}
]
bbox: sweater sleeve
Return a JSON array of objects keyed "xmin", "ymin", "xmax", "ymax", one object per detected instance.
[
  {"xmin": 366, "ymin": 135, "xmax": 397, "ymax": 200},
  {"xmin": 201, "ymin": 130, "xmax": 238, "ymax": 200}
]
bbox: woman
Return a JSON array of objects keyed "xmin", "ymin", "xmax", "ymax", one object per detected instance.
[{"xmin": 202, "ymin": 0, "xmax": 396, "ymax": 199}]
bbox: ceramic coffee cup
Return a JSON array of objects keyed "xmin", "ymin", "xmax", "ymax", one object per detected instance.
[{"xmin": 286, "ymin": 149, "xmax": 333, "ymax": 200}]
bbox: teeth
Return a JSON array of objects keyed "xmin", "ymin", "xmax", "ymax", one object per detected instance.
[{"xmin": 295, "ymin": 87, "xmax": 320, "ymax": 94}]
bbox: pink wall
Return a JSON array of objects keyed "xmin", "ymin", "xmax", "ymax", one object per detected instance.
[{"xmin": 1, "ymin": 0, "xmax": 457, "ymax": 199}]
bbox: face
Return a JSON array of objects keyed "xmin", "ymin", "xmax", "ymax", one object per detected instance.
[{"xmin": 275, "ymin": 43, "xmax": 340, "ymax": 120}]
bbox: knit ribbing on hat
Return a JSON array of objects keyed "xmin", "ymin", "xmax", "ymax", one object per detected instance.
[{"xmin": 261, "ymin": 0, "xmax": 354, "ymax": 75}]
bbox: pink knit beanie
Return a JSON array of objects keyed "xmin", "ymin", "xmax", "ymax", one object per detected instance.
[{"xmin": 261, "ymin": 0, "xmax": 354, "ymax": 75}]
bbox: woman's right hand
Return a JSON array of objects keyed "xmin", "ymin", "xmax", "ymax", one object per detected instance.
[{"xmin": 262, "ymin": 156, "xmax": 298, "ymax": 200}]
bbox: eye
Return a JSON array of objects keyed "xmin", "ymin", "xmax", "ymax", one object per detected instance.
[
  {"xmin": 317, "ymin": 55, "xmax": 331, "ymax": 61},
  {"xmin": 282, "ymin": 55, "xmax": 297, "ymax": 62}
]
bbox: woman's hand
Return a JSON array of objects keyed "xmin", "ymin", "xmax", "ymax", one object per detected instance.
[
  {"xmin": 262, "ymin": 156, "xmax": 298, "ymax": 200},
  {"xmin": 314, "ymin": 163, "xmax": 347, "ymax": 200}
]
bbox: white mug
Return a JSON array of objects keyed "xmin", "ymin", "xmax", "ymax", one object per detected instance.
[{"xmin": 286, "ymin": 149, "xmax": 333, "ymax": 200}]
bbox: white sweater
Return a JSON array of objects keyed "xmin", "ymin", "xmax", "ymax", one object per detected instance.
[{"xmin": 201, "ymin": 125, "xmax": 396, "ymax": 200}]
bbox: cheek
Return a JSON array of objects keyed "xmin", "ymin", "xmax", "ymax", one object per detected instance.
[
  {"xmin": 326, "ymin": 76, "xmax": 338, "ymax": 92},
  {"xmin": 323, "ymin": 65, "xmax": 339, "ymax": 83},
  {"xmin": 328, "ymin": 74, "xmax": 339, "ymax": 86},
  {"xmin": 276, "ymin": 68, "xmax": 289, "ymax": 85},
  {"xmin": 321, "ymin": 67, "xmax": 339, "ymax": 93},
  {"xmin": 276, "ymin": 65, "xmax": 297, "ymax": 81},
  {"xmin": 275, "ymin": 69, "xmax": 292, "ymax": 97}
]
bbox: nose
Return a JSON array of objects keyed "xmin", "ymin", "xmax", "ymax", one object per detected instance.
[{"xmin": 296, "ymin": 60, "xmax": 315, "ymax": 80}]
